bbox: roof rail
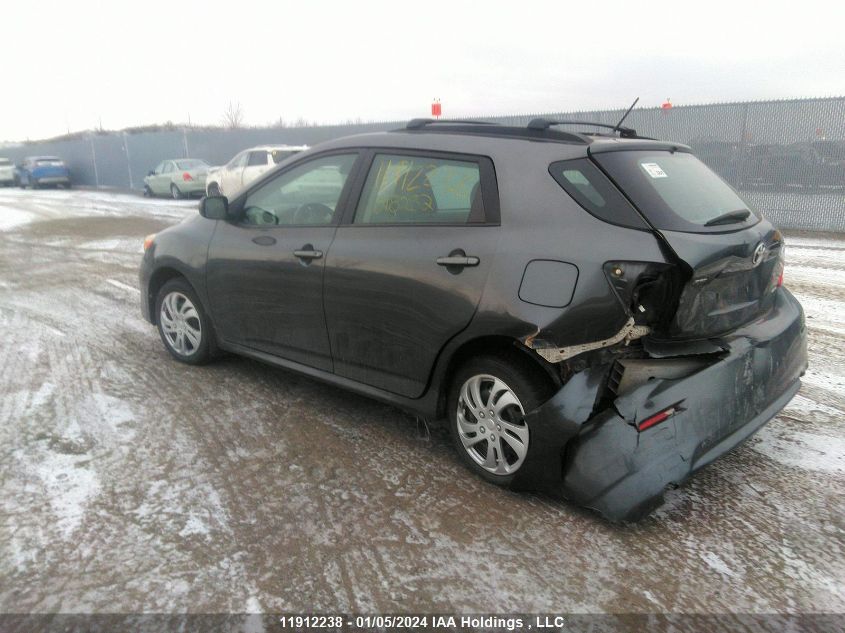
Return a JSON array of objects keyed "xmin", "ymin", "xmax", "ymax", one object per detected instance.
[
  {"xmin": 527, "ymin": 118, "xmax": 640, "ymax": 138},
  {"xmin": 406, "ymin": 118, "xmax": 499, "ymax": 130}
]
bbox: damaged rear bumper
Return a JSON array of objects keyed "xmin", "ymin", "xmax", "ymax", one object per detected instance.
[{"xmin": 516, "ymin": 287, "xmax": 808, "ymax": 522}]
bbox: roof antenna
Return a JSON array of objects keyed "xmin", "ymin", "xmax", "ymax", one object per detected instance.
[{"xmin": 613, "ymin": 97, "xmax": 639, "ymax": 133}]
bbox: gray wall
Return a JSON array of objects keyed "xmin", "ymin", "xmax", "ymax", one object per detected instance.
[{"xmin": 3, "ymin": 97, "xmax": 844, "ymax": 231}]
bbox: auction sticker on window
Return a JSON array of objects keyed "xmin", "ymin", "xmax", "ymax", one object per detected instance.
[{"xmin": 641, "ymin": 162, "xmax": 668, "ymax": 178}]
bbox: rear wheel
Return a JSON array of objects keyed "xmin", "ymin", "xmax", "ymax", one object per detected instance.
[
  {"xmin": 171, "ymin": 183, "xmax": 184, "ymax": 200},
  {"xmin": 154, "ymin": 278, "xmax": 214, "ymax": 365},
  {"xmin": 448, "ymin": 353, "xmax": 553, "ymax": 485}
]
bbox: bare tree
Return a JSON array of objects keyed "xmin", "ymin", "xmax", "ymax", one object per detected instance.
[{"xmin": 222, "ymin": 101, "xmax": 244, "ymax": 129}]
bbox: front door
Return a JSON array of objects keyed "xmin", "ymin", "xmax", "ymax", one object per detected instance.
[
  {"xmin": 221, "ymin": 151, "xmax": 248, "ymax": 196},
  {"xmin": 324, "ymin": 151, "xmax": 501, "ymax": 398},
  {"xmin": 206, "ymin": 152, "xmax": 360, "ymax": 371}
]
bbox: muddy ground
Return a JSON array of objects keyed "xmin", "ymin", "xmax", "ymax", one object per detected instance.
[{"xmin": 0, "ymin": 188, "xmax": 842, "ymax": 615}]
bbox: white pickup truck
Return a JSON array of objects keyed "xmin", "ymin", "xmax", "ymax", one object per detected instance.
[{"xmin": 205, "ymin": 145, "xmax": 308, "ymax": 197}]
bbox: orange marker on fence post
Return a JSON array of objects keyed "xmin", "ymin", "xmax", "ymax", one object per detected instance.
[{"xmin": 431, "ymin": 99, "xmax": 442, "ymax": 118}]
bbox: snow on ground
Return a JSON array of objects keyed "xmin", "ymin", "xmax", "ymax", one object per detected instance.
[
  {"xmin": 0, "ymin": 187, "xmax": 196, "ymax": 230},
  {"xmin": 0, "ymin": 189, "xmax": 843, "ymax": 615}
]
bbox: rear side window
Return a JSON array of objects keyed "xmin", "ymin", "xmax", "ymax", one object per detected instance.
[
  {"xmin": 354, "ymin": 154, "xmax": 487, "ymax": 225},
  {"xmin": 271, "ymin": 150, "xmax": 298, "ymax": 164},
  {"xmin": 593, "ymin": 150, "xmax": 760, "ymax": 232},
  {"xmin": 549, "ymin": 158, "xmax": 648, "ymax": 230},
  {"xmin": 247, "ymin": 151, "xmax": 268, "ymax": 167}
]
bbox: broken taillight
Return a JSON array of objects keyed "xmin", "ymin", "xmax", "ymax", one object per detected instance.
[{"xmin": 638, "ymin": 405, "xmax": 680, "ymax": 431}]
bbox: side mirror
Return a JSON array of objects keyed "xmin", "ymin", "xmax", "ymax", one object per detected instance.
[
  {"xmin": 199, "ymin": 195, "xmax": 228, "ymax": 220},
  {"xmin": 148, "ymin": 170, "xmax": 155, "ymax": 176}
]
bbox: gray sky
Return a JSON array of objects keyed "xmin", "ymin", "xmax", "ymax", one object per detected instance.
[{"xmin": 4, "ymin": 0, "xmax": 844, "ymax": 141}]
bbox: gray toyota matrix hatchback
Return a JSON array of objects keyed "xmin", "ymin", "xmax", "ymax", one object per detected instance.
[{"xmin": 140, "ymin": 119, "xmax": 807, "ymax": 521}]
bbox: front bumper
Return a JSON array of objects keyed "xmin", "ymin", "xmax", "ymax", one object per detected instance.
[
  {"xmin": 139, "ymin": 255, "xmax": 153, "ymax": 323},
  {"xmin": 517, "ymin": 287, "xmax": 808, "ymax": 521}
]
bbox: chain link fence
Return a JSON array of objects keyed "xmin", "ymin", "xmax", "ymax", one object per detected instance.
[{"xmin": 3, "ymin": 97, "xmax": 844, "ymax": 231}]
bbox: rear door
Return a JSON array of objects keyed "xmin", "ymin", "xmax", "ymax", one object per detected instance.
[
  {"xmin": 323, "ymin": 150, "xmax": 501, "ymax": 398},
  {"xmin": 205, "ymin": 152, "xmax": 361, "ymax": 371},
  {"xmin": 242, "ymin": 150, "xmax": 270, "ymax": 188}
]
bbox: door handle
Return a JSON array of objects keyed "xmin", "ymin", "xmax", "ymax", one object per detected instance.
[
  {"xmin": 436, "ymin": 255, "xmax": 479, "ymax": 267},
  {"xmin": 294, "ymin": 249, "xmax": 323, "ymax": 260}
]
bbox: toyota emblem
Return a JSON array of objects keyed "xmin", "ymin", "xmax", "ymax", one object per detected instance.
[{"xmin": 751, "ymin": 242, "xmax": 767, "ymax": 267}]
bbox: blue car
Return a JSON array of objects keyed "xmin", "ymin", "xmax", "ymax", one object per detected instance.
[{"xmin": 18, "ymin": 156, "xmax": 72, "ymax": 189}]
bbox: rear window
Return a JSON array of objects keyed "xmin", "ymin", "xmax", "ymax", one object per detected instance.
[
  {"xmin": 36, "ymin": 158, "xmax": 64, "ymax": 166},
  {"xmin": 175, "ymin": 159, "xmax": 207, "ymax": 170},
  {"xmin": 593, "ymin": 150, "xmax": 760, "ymax": 232}
]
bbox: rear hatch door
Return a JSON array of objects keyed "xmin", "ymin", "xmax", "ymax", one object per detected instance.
[{"xmin": 591, "ymin": 146, "xmax": 783, "ymax": 339}]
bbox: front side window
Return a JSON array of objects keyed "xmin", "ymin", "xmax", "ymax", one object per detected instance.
[
  {"xmin": 241, "ymin": 153, "xmax": 357, "ymax": 226},
  {"xmin": 228, "ymin": 152, "xmax": 248, "ymax": 169},
  {"xmin": 354, "ymin": 154, "xmax": 483, "ymax": 225},
  {"xmin": 247, "ymin": 151, "xmax": 268, "ymax": 167}
]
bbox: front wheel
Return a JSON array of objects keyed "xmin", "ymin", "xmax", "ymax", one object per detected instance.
[
  {"xmin": 155, "ymin": 278, "xmax": 214, "ymax": 365},
  {"xmin": 170, "ymin": 183, "xmax": 184, "ymax": 200},
  {"xmin": 448, "ymin": 353, "xmax": 553, "ymax": 485},
  {"xmin": 143, "ymin": 185, "xmax": 153, "ymax": 197}
]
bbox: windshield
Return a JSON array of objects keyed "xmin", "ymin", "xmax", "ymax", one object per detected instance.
[
  {"xmin": 594, "ymin": 150, "xmax": 760, "ymax": 232},
  {"xmin": 175, "ymin": 159, "xmax": 208, "ymax": 170}
]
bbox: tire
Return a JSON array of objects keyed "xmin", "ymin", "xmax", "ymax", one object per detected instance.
[
  {"xmin": 154, "ymin": 278, "xmax": 214, "ymax": 365},
  {"xmin": 447, "ymin": 353, "xmax": 554, "ymax": 485},
  {"xmin": 171, "ymin": 183, "xmax": 184, "ymax": 200},
  {"xmin": 143, "ymin": 185, "xmax": 153, "ymax": 197},
  {"xmin": 207, "ymin": 182, "xmax": 221, "ymax": 196}
]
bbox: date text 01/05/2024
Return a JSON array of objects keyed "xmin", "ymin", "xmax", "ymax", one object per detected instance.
[{"xmin": 277, "ymin": 615, "xmax": 569, "ymax": 630}]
